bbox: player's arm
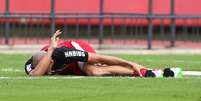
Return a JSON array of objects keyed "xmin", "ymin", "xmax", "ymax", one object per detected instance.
[
  {"xmin": 30, "ymin": 30, "xmax": 61, "ymax": 76},
  {"xmin": 29, "ymin": 48, "xmax": 53, "ymax": 76},
  {"xmin": 87, "ymin": 53, "xmax": 144, "ymax": 76}
]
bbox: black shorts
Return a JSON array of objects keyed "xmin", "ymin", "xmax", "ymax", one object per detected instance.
[{"xmin": 51, "ymin": 47, "xmax": 89, "ymax": 70}]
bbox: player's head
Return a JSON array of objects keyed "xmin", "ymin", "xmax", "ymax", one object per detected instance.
[
  {"xmin": 32, "ymin": 51, "xmax": 46, "ymax": 67},
  {"xmin": 24, "ymin": 51, "xmax": 46, "ymax": 74}
]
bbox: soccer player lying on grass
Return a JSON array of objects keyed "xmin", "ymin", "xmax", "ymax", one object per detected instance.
[{"xmin": 24, "ymin": 30, "xmax": 179, "ymax": 77}]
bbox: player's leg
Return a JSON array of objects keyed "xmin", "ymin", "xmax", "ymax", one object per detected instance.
[
  {"xmin": 83, "ymin": 63, "xmax": 134, "ymax": 76},
  {"xmin": 83, "ymin": 63, "xmax": 164, "ymax": 77},
  {"xmin": 83, "ymin": 63, "xmax": 179, "ymax": 78}
]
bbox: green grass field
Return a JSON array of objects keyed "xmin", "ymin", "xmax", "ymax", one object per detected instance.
[{"xmin": 0, "ymin": 53, "xmax": 201, "ymax": 101}]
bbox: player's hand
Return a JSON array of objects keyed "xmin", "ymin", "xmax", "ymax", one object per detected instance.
[
  {"xmin": 130, "ymin": 62, "xmax": 143, "ymax": 77},
  {"xmin": 50, "ymin": 30, "xmax": 62, "ymax": 49}
]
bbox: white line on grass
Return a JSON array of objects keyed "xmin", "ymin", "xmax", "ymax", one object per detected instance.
[
  {"xmin": 183, "ymin": 71, "xmax": 201, "ymax": 76},
  {"xmin": 144, "ymin": 59, "xmax": 201, "ymax": 64},
  {"xmin": 0, "ymin": 76, "xmax": 135, "ymax": 80},
  {"xmin": 0, "ymin": 76, "xmax": 201, "ymax": 80},
  {"xmin": 0, "ymin": 68, "xmax": 23, "ymax": 72},
  {"xmin": 0, "ymin": 68, "xmax": 201, "ymax": 77}
]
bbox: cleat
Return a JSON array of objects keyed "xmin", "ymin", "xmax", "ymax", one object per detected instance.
[
  {"xmin": 163, "ymin": 68, "xmax": 174, "ymax": 77},
  {"xmin": 145, "ymin": 70, "xmax": 156, "ymax": 77},
  {"xmin": 144, "ymin": 69, "xmax": 163, "ymax": 78},
  {"xmin": 163, "ymin": 68, "xmax": 183, "ymax": 78},
  {"xmin": 170, "ymin": 68, "xmax": 183, "ymax": 78}
]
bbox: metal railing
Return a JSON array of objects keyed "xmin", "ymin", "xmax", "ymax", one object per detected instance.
[{"xmin": 0, "ymin": 0, "xmax": 201, "ymax": 49}]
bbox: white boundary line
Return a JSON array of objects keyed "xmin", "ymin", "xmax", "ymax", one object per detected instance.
[
  {"xmin": 182, "ymin": 71, "xmax": 201, "ymax": 76},
  {"xmin": 0, "ymin": 76, "xmax": 135, "ymax": 80},
  {"xmin": 0, "ymin": 76, "xmax": 201, "ymax": 80},
  {"xmin": 0, "ymin": 68, "xmax": 23, "ymax": 72},
  {"xmin": 0, "ymin": 68, "xmax": 201, "ymax": 77}
]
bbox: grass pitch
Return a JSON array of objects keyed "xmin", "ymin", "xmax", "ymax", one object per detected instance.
[{"xmin": 0, "ymin": 54, "xmax": 201, "ymax": 101}]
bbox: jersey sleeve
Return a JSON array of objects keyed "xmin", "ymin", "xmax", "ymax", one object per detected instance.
[{"xmin": 51, "ymin": 47, "xmax": 88, "ymax": 68}]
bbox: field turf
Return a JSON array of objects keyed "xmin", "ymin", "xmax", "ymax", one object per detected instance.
[{"xmin": 0, "ymin": 53, "xmax": 201, "ymax": 101}]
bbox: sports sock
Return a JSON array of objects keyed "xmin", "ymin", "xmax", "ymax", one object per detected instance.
[
  {"xmin": 132, "ymin": 68, "xmax": 147, "ymax": 77},
  {"xmin": 132, "ymin": 68, "xmax": 163, "ymax": 78}
]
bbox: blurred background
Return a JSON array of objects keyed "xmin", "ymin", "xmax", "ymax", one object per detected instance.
[{"xmin": 0, "ymin": 0, "xmax": 201, "ymax": 50}]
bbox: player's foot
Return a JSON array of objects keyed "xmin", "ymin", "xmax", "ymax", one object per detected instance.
[
  {"xmin": 145, "ymin": 70, "xmax": 155, "ymax": 77},
  {"xmin": 132, "ymin": 69, "xmax": 163, "ymax": 78},
  {"xmin": 163, "ymin": 68, "xmax": 183, "ymax": 78},
  {"xmin": 144, "ymin": 69, "xmax": 163, "ymax": 78}
]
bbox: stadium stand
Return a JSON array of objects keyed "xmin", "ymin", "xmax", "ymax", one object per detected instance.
[{"xmin": 0, "ymin": 0, "xmax": 201, "ymax": 49}]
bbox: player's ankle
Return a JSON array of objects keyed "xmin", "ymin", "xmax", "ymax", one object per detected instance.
[
  {"xmin": 145, "ymin": 70, "xmax": 155, "ymax": 77},
  {"xmin": 144, "ymin": 69, "xmax": 163, "ymax": 78}
]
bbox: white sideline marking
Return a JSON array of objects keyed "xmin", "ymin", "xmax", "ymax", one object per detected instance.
[
  {"xmin": 144, "ymin": 59, "xmax": 201, "ymax": 64},
  {"xmin": 0, "ymin": 68, "xmax": 23, "ymax": 72},
  {"xmin": 0, "ymin": 76, "xmax": 133, "ymax": 80},
  {"xmin": 0, "ymin": 68, "xmax": 201, "ymax": 77},
  {"xmin": 182, "ymin": 71, "xmax": 201, "ymax": 76},
  {"xmin": 0, "ymin": 76, "xmax": 201, "ymax": 80}
]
